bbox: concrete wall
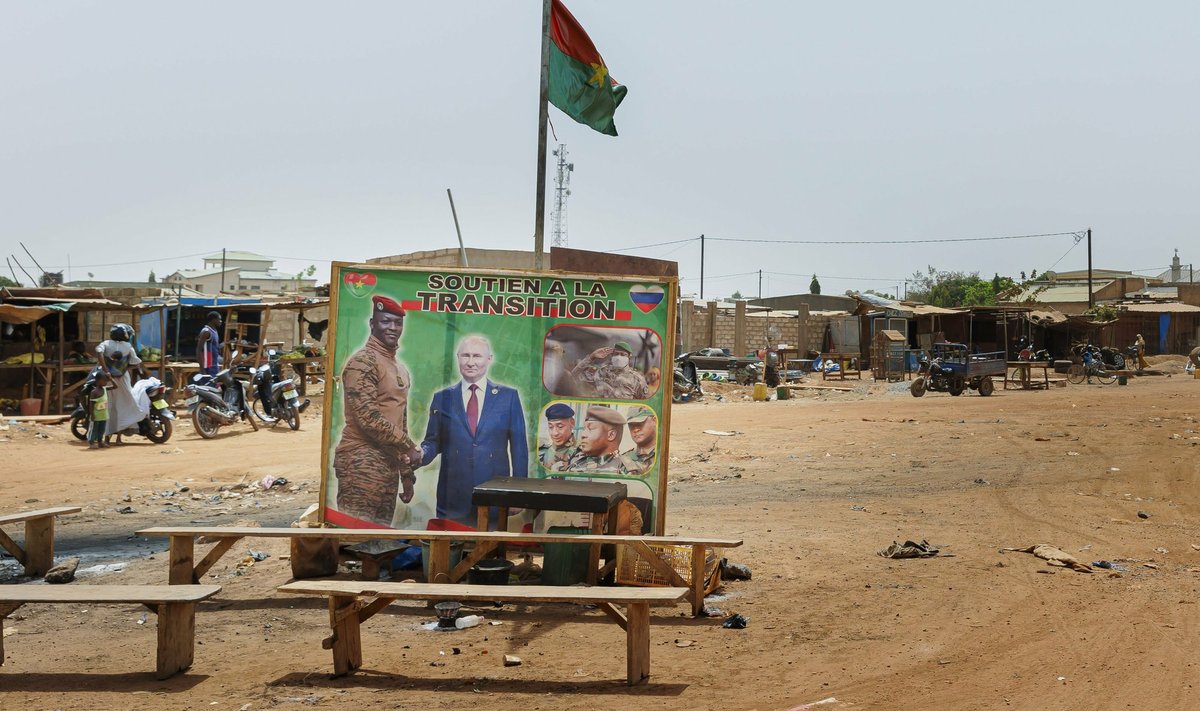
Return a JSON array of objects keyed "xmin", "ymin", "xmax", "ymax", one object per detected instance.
[
  {"xmin": 678, "ymin": 300, "xmax": 831, "ymax": 355},
  {"xmin": 369, "ymin": 248, "xmax": 543, "ymax": 270}
]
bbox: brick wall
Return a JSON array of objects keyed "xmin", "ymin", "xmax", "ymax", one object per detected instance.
[{"xmin": 678, "ymin": 300, "xmax": 836, "ymax": 355}]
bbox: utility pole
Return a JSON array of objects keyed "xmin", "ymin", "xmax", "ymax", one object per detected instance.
[
  {"xmin": 699, "ymin": 234, "xmax": 705, "ymax": 299},
  {"xmin": 1086, "ymin": 228, "xmax": 1093, "ymax": 309},
  {"xmin": 550, "ymin": 145, "xmax": 573, "ymax": 247},
  {"xmin": 758, "ymin": 269, "xmax": 762, "ymax": 300},
  {"xmin": 532, "ymin": 0, "xmax": 552, "ymax": 270},
  {"xmin": 446, "ymin": 189, "xmax": 469, "ymax": 267}
]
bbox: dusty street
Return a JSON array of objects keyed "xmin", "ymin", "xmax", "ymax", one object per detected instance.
[{"xmin": 2, "ymin": 361, "xmax": 1199, "ymax": 710}]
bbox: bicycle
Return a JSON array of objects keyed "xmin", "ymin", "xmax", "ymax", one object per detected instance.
[{"xmin": 1067, "ymin": 361, "xmax": 1116, "ymax": 385}]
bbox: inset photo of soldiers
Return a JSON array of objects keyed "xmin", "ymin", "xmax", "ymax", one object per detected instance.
[
  {"xmin": 542, "ymin": 325, "xmax": 661, "ymax": 400},
  {"xmin": 536, "ymin": 401, "xmax": 657, "ymax": 476}
]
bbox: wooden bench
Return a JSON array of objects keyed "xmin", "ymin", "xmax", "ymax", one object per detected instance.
[
  {"xmin": 0, "ymin": 506, "xmax": 81, "ymax": 577},
  {"xmin": 137, "ymin": 526, "xmax": 742, "ymax": 616},
  {"xmin": 0, "ymin": 584, "xmax": 221, "ymax": 679},
  {"xmin": 277, "ymin": 580, "xmax": 687, "ymax": 685}
]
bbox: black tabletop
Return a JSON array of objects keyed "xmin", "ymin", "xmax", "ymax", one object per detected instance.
[{"xmin": 471, "ymin": 477, "xmax": 627, "ymax": 513}]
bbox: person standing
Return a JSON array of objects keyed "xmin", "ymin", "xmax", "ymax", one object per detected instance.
[
  {"xmin": 538, "ymin": 403, "xmax": 579, "ymax": 471},
  {"xmin": 419, "ymin": 334, "xmax": 529, "ymax": 529},
  {"xmin": 1135, "ymin": 333, "xmax": 1150, "ymax": 370},
  {"xmin": 197, "ymin": 311, "xmax": 223, "ymax": 376},
  {"xmin": 86, "ymin": 370, "xmax": 111, "ymax": 449},
  {"xmin": 95, "ymin": 323, "xmax": 144, "ymax": 445},
  {"xmin": 333, "ymin": 296, "xmax": 423, "ymax": 527}
]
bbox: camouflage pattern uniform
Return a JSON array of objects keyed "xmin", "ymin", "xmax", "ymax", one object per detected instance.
[
  {"xmin": 565, "ymin": 449, "xmax": 640, "ymax": 476},
  {"xmin": 334, "ymin": 335, "xmax": 417, "ymax": 525},
  {"xmin": 539, "ymin": 438, "xmax": 578, "ymax": 472},
  {"xmin": 626, "ymin": 447, "xmax": 656, "ymax": 475},
  {"xmin": 593, "ymin": 365, "xmax": 650, "ymax": 400}
]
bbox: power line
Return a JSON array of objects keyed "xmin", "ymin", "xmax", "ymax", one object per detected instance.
[
  {"xmin": 609, "ymin": 237, "xmax": 700, "ymax": 253},
  {"xmin": 36, "ymin": 251, "xmax": 210, "ymax": 270},
  {"xmin": 708, "ymin": 230, "xmax": 1085, "ymax": 246},
  {"xmin": 766, "ymin": 271, "xmax": 907, "ymax": 283}
]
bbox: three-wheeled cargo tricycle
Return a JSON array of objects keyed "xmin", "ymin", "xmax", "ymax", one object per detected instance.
[{"xmin": 910, "ymin": 343, "xmax": 1005, "ymax": 397}]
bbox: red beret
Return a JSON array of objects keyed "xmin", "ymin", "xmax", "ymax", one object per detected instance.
[{"xmin": 372, "ymin": 295, "xmax": 406, "ymax": 316}]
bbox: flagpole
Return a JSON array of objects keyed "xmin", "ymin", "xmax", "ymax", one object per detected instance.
[{"xmin": 533, "ymin": 0, "xmax": 552, "ymax": 271}]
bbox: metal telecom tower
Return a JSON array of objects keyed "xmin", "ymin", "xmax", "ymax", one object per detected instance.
[{"xmin": 550, "ymin": 144, "xmax": 574, "ymax": 247}]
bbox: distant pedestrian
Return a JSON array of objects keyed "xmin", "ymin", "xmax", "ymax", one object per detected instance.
[
  {"xmin": 198, "ymin": 311, "xmax": 223, "ymax": 376},
  {"xmin": 87, "ymin": 369, "xmax": 111, "ymax": 449}
]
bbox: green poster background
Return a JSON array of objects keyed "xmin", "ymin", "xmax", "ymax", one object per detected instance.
[{"xmin": 321, "ymin": 263, "xmax": 676, "ymax": 534}]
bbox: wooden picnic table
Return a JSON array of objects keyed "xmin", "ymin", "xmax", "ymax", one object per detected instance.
[
  {"xmin": 137, "ymin": 526, "xmax": 743, "ymax": 617},
  {"xmin": 820, "ymin": 352, "xmax": 861, "ymax": 380},
  {"xmin": 278, "ymin": 580, "xmax": 687, "ymax": 685},
  {"xmin": 0, "ymin": 506, "xmax": 81, "ymax": 577}
]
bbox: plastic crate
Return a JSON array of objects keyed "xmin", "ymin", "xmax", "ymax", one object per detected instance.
[{"xmin": 615, "ymin": 543, "xmax": 720, "ymax": 593}]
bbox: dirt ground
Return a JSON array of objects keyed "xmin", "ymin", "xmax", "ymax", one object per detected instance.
[{"xmin": 2, "ymin": 361, "xmax": 1200, "ymax": 710}]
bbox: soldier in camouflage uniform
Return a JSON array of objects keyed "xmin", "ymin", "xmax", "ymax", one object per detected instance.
[
  {"xmin": 566, "ymin": 406, "xmax": 639, "ymax": 475},
  {"xmin": 538, "ymin": 402, "xmax": 579, "ymax": 472},
  {"xmin": 591, "ymin": 341, "xmax": 650, "ymax": 400},
  {"xmin": 624, "ymin": 406, "xmax": 657, "ymax": 474},
  {"xmin": 333, "ymin": 295, "xmax": 423, "ymax": 526}
]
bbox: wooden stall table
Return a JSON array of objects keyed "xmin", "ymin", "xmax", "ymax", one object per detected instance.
[
  {"xmin": 282, "ymin": 355, "xmax": 325, "ymax": 396},
  {"xmin": 1005, "ymin": 361, "xmax": 1050, "ymax": 390},
  {"xmin": 820, "ymin": 352, "xmax": 861, "ymax": 381},
  {"xmin": 471, "ymin": 477, "xmax": 627, "ymax": 583},
  {"xmin": 164, "ymin": 361, "xmax": 202, "ymax": 403}
]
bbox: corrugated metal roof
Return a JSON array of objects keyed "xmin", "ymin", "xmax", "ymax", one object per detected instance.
[
  {"xmin": 1123, "ymin": 302, "xmax": 1200, "ymax": 313},
  {"xmin": 912, "ymin": 304, "xmax": 962, "ymax": 315}
]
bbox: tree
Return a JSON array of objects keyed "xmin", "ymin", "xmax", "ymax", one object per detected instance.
[
  {"xmin": 0, "ymin": 276, "xmax": 18, "ymax": 288},
  {"xmin": 148, "ymin": 270, "xmax": 156, "ymax": 283},
  {"xmin": 730, "ymin": 290, "xmax": 744, "ymax": 300},
  {"xmin": 907, "ymin": 266, "xmax": 1015, "ymax": 308},
  {"xmin": 305, "ymin": 264, "xmax": 317, "ymax": 277},
  {"xmin": 809, "ymin": 274, "xmax": 821, "ymax": 294}
]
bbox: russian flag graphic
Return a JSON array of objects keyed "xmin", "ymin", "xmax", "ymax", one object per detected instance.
[{"xmin": 629, "ymin": 285, "xmax": 665, "ymax": 313}]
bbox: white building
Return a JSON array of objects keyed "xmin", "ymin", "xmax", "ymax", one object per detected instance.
[{"xmin": 163, "ymin": 251, "xmax": 317, "ymax": 295}]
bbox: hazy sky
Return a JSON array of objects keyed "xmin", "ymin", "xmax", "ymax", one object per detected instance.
[{"xmin": 3, "ymin": 1, "xmax": 1197, "ymax": 298}]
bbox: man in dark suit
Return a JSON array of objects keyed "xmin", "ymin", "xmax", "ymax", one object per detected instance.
[{"xmin": 419, "ymin": 334, "xmax": 529, "ymax": 528}]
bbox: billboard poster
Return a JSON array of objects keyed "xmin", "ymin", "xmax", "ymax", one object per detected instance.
[{"xmin": 320, "ymin": 263, "xmax": 677, "ymax": 535}]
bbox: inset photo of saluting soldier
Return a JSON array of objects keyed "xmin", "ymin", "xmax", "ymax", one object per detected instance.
[{"xmin": 542, "ymin": 325, "xmax": 661, "ymax": 400}]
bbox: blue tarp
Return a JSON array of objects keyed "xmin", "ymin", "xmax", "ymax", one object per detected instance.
[{"xmin": 1160, "ymin": 314, "xmax": 1170, "ymax": 353}]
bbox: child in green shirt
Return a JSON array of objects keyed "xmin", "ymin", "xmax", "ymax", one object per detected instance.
[{"xmin": 88, "ymin": 371, "xmax": 111, "ymax": 449}]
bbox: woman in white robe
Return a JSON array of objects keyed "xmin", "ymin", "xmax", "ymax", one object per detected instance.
[{"xmin": 95, "ymin": 324, "xmax": 146, "ymax": 441}]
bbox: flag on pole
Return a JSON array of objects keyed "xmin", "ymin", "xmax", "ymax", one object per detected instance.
[{"xmin": 548, "ymin": 0, "xmax": 627, "ymax": 136}]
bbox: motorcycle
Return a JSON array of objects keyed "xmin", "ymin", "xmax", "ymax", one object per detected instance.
[
  {"xmin": 250, "ymin": 349, "xmax": 310, "ymax": 430},
  {"xmin": 673, "ymin": 351, "xmax": 703, "ymax": 403},
  {"xmin": 1015, "ymin": 337, "xmax": 1053, "ymax": 363},
  {"xmin": 184, "ymin": 356, "xmax": 260, "ymax": 439},
  {"xmin": 70, "ymin": 370, "xmax": 175, "ymax": 443}
]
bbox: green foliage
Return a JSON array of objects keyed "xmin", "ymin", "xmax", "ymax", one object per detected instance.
[
  {"xmin": 1085, "ymin": 303, "xmax": 1119, "ymax": 322},
  {"xmin": 148, "ymin": 270, "xmax": 156, "ymax": 283},
  {"xmin": 0, "ymin": 276, "xmax": 18, "ymax": 288},
  {"xmin": 907, "ymin": 266, "xmax": 1015, "ymax": 308},
  {"xmin": 809, "ymin": 274, "xmax": 821, "ymax": 295},
  {"xmin": 730, "ymin": 290, "xmax": 744, "ymax": 300}
]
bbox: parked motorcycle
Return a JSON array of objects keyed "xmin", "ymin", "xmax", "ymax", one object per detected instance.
[
  {"xmin": 250, "ymin": 350, "xmax": 310, "ymax": 430},
  {"xmin": 185, "ymin": 356, "xmax": 260, "ymax": 439},
  {"xmin": 70, "ymin": 369, "xmax": 175, "ymax": 443},
  {"xmin": 673, "ymin": 352, "xmax": 703, "ymax": 403},
  {"xmin": 1015, "ymin": 337, "xmax": 1053, "ymax": 363}
]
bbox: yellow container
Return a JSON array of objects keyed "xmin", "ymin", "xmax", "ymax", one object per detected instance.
[{"xmin": 752, "ymin": 383, "xmax": 769, "ymax": 401}]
